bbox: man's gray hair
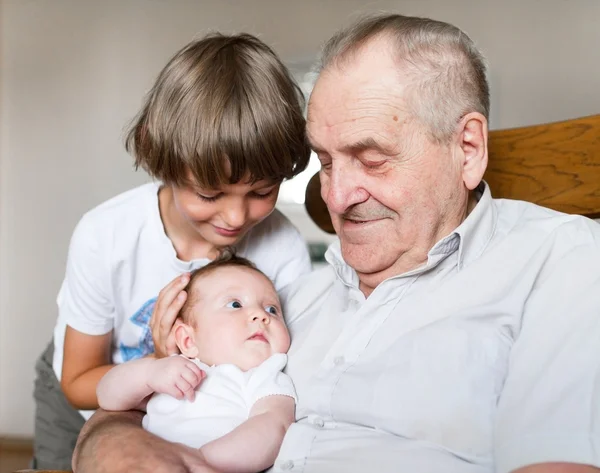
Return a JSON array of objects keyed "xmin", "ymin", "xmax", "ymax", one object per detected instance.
[{"xmin": 319, "ymin": 13, "xmax": 490, "ymax": 143}]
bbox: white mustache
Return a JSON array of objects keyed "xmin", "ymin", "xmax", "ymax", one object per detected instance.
[{"xmin": 342, "ymin": 204, "xmax": 394, "ymax": 221}]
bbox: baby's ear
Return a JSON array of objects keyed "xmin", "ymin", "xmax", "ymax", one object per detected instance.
[{"xmin": 174, "ymin": 320, "xmax": 199, "ymax": 358}]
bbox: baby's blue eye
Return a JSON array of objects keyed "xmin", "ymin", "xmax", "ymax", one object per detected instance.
[
  {"xmin": 265, "ymin": 305, "xmax": 278, "ymax": 316},
  {"xmin": 227, "ymin": 300, "xmax": 242, "ymax": 309}
]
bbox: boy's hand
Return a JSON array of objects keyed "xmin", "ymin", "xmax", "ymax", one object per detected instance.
[
  {"xmin": 151, "ymin": 273, "xmax": 190, "ymax": 358},
  {"xmin": 147, "ymin": 356, "xmax": 205, "ymax": 401}
]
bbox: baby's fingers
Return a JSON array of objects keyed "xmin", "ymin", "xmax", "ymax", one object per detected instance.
[
  {"xmin": 185, "ymin": 388, "xmax": 196, "ymax": 402},
  {"xmin": 176, "ymin": 378, "xmax": 196, "ymax": 402},
  {"xmin": 184, "ymin": 363, "xmax": 205, "ymax": 388},
  {"xmin": 165, "ymin": 385, "xmax": 186, "ymax": 400}
]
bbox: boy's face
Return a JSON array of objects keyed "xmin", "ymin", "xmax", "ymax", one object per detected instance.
[
  {"xmin": 171, "ymin": 170, "xmax": 280, "ymax": 250},
  {"xmin": 181, "ymin": 266, "xmax": 290, "ymax": 371}
]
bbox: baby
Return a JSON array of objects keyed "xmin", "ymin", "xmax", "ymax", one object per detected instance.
[{"xmin": 97, "ymin": 251, "xmax": 296, "ymax": 473}]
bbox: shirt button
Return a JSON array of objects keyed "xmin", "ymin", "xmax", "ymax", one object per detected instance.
[
  {"xmin": 313, "ymin": 417, "xmax": 325, "ymax": 428},
  {"xmin": 280, "ymin": 459, "xmax": 294, "ymax": 470},
  {"xmin": 333, "ymin": 356, "xmax": 345, "ymax": 366}
]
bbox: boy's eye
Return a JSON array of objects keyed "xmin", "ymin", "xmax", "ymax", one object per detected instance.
[
  {"xmin": 226, "ymin": 300, "xmax": 242, "ymax": 309},
  {"xmin": 252, "ymin": 188, "xmax": 275, "ymax": 199},
  {"xmin": 265, "ymin": 305, "xmax": 278, "ymax": 316},
  {"xmin": 196, "ymin": 192, "xmax": 221, "ymax": 202}
]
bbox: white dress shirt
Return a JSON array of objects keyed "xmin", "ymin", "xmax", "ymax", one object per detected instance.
[{"xmin": 273, "ymin": 182, "xmax": 600, "ymax": 473}]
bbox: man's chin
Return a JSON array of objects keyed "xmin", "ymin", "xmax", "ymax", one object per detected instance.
[{"xmin": 340, "ymin": 243, "xmax": 391, "ymax": 275}]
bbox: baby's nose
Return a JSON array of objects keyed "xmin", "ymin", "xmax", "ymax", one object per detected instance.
[{"xmin": 250, "ymin": 310, "xmax": 269, "ymax": 324}]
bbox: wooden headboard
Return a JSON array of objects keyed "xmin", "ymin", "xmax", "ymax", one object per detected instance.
[
  {"xmin": 305, "ymin": 114, "xmax": 600, "ymax": 234},
  {"xmin": 485, "ymin": 114, "xmax": 600, "ymax": 218}
]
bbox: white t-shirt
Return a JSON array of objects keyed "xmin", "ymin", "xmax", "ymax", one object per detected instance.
[
  {"xmin": 143, "ymin": 353, "xmax": 296, "ymax": 448},
  {"xmin": 52, "ymin": 182, "xmax": 310, "ymax": 418}
]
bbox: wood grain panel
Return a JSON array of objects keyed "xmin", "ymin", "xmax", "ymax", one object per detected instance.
[{"xmin": 485, "ymin": 114, "xmax": 600, "ymax": 218}]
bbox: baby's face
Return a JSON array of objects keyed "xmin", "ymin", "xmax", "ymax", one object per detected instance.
[{"xmin": 186, "ymin": 266, "xmax": 290, "ymax": 371}]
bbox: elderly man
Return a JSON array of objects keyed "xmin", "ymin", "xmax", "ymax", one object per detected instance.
[{"xmin": 74, "ymin": 13, "xmax": 600, "ymax": 473}]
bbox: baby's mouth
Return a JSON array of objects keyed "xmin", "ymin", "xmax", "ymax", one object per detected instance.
[{"xmin": 248, "ymin": 332, "xmax": 268, "ymax": 343}]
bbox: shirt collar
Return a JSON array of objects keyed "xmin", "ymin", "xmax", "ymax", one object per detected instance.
[
  {"xmin": 325, "ymin": 241, "xmax": 360, "ymax": 289},
  {"xmin": 453, "ymin": 181, "xmax": 497, "ymax": 270},
  {"xmin": 324, "ymin": 181, "xmax": 498, "ymax": 287}
]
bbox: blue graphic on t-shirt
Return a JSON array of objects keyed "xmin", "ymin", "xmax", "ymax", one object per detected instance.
[{"xmin": 118, "ymin": 297, "xmax": 157, "ymax": 362}]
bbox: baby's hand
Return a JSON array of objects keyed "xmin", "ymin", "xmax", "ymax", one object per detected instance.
[{"xmin": 147, "ymin": 356, "xmax": 205, "ymax": 402}]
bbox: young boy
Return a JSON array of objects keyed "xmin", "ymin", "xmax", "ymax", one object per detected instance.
[
  {"xmin": 33, "ymin": 31, "xmax": 311, "ymax": 470},
  {"xmin": 97, "ymin": 251, "xmax": 296, "ymax": 473}
]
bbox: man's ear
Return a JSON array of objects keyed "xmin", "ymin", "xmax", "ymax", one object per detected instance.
[
  {"xmin": 174, "ymin": 320, "xmax": 199, "ymax": 358},
  {"xmin": 458, "ymin": 112, "xmax": 488, "ymax": 190}
]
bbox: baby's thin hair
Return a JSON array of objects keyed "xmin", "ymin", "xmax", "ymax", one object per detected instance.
[{"xmin": 179, "ymin": 248, "xmax": 268, "ymax": 325}]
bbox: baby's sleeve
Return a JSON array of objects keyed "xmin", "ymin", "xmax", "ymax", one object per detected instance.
[{"xmin": 245, "ymin": 354, "xmax": 297, "ymax": 408}]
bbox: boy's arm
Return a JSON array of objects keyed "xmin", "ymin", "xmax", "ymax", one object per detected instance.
[
  {"xmin": 61, "ymin": 327, "xmax": 114, "ymax": 409},
  {"xmin": 97, "ymin": 355, "xmax": 205, "ymax": 411},
  {"xmin": 200, "ymin": 395, "xmax": 295, "ymax": 473}
]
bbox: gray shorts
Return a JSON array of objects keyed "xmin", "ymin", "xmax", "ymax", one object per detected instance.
[{"xmin": 32, "ymin": 341, "xmax": 85, "ymax": 470}]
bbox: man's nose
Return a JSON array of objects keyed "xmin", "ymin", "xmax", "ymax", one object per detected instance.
[{"xmin": 322, "ymin": 161, "xmax": 369, "ymax": 215}]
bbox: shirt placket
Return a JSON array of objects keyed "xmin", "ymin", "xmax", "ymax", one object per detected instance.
[
  {"xmin": 274, "ymin": 277, "xmax": 420, "ymax": 473},
  {"xmin": 317, "ymin": 276, "xmax": 419, "ymax": 420}
]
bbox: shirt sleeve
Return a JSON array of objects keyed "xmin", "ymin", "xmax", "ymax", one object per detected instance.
[
  {"xmin": 245, "ymin": 354, "xmax": 297, "ymax": 408},
  {"xmin": 57, "ymin": 213, "xmax": 115, "ymax": 335},
  {"xmin": 494, "ymin": 229, "xmax": 600, "ymax": 473}
]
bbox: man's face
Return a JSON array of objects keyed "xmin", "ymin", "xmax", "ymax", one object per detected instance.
[
  {"xmin": 187, "ymin": 266, "xmax": 290, "ymax": 371},
  {"xmin": 307, "ymin": 40, "xmax": 469, "ymax": 287}
]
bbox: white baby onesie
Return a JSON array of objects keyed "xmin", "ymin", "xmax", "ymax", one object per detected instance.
[{"xmin": 143, "ymin": 353, "xmax": 296, "ymax": 448}]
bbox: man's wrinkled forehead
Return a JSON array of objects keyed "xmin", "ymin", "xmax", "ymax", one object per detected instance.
[
  {"xmin": 307, "ymin": 71, "xmax": 410, "ymax": 154},
  {"xmin": 309, "ymin": 44, "xmax": 408, "ymax": 120}
]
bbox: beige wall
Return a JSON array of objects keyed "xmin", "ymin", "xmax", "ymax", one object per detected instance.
[{"xmin": 1, "ymin": 0, "xmax": 599, "ymax": 437}]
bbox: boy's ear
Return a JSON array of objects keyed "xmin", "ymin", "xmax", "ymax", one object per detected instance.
[{"xmin": 174, "ymin": 320, "xmax": 199, "ymax": 358}]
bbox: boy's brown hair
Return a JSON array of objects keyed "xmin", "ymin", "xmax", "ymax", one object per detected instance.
[
  {"xmin": 179, "ymin": 248, "xmax": 273, "ymax": 325},
  {"xmin": 126, "ymin": 33, "xmax": 311, "ymax": 189}
]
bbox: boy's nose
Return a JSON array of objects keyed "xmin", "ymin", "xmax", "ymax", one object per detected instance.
[{"xmin": 223, "ymin": 199, "xmax": 248, "ymax": 228}]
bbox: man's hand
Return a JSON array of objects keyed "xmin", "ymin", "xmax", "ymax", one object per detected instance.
[
  {"xmin": 73, "ymin": 409, "xmax": 219, "ymax": 473},
  {"xmin": 150, "ymin": 273, "xmax": 190, "ymax": 358},
  {"xmin": 147, "ymin": 355, "xmax": 205, "ymax": 402}
]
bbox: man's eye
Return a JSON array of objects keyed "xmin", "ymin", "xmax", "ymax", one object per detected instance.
[
  {"xmin": 363, "ymin": 161, "xmax": 385, "ymax": 169},
  {"xmin": 265, "ymin": 305, "xmax": 278, "ymax": 316},
  {"xmin": 226, "ymin": 300, "xmax": 242, "ymax": 309}
]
